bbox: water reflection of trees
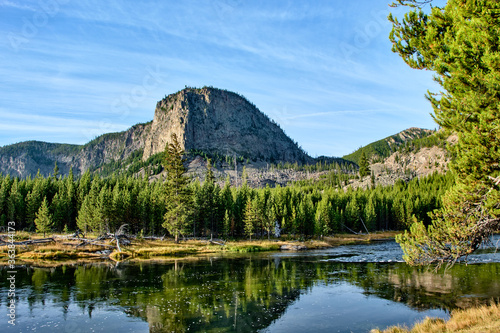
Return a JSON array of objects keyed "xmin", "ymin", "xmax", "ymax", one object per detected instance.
[
  {"xmin": 1, "ymin": 259, "xmax": 499, "ymax": 332},
  {"xmin": 339, "ymin": 262, "xmax": 500, "ymax": 311}
]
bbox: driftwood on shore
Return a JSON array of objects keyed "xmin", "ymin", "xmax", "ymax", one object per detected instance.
[
  {"xmin": 0, "ymin": 237, "xmax": 56, "ymax": 246},
  {"xmin": 280, "ymin": 244, "xmax": 307, "ymax": 251},
  {"xmin": 0, "ymin": 233, "xmax": 118, "ymax": 250},
  {"xmin": 143, "ymin": 235, "xmax": 166, "ymax": 241},
  {"xmin": 96, "ymin": 224, "xmax": 132, "ymax": 252},
  {"xmin": 60, "ymin": 241, "xmax": 115, "ymax": 248},
  {"xmin": 209, "ymin": 240, "xmax": 226, "ymax": 246},
  {"xmin": 53, "ymin": 236, "xmax": 116, "ymax": 248}
]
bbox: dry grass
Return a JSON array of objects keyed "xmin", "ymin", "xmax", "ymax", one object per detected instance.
[
  {"xmin": 325, "ymin": 231, "xmax": 400, "ymax": 246},
  {"xmin": 16, "ymin": 243, "xmax": 105, "ymax": 260},
  {"xmin": 127, "ymin": 240, "xmax": 200, "ymax": 258},
  {"xmin": 127, "ymin": 239, "xmax": 330, "ymax": 257},
  {"xmin": 0, "ymin": 234, "xmax": 113, "ymax": 260},
  {"xmin": 0, "ymin": 233, "xmax": 331, "ymax": 262},
  {"xmin": 225, "ymin": 239, "xmax": 329, "ymax": 252},
  {"xmin": 371, "ymin": 302, "xmax": 500, "ymax": 333}
]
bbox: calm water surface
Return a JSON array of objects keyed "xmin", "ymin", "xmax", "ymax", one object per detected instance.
[{"xmin": 1, "ymin": 237, "xmax": 499, "ymax": 333}]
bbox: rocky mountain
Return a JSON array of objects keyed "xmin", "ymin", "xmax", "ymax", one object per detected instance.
[
  {"xmin": 0, "ymin": 85, "xmax": 451, "ymax": 185},
  {"xmin": 0, "ymin": 87, "xmax": 312, "ymax": 178},
  {"xmin": 343, "ymin": 127, "xmax": 435, "ymax": 164},
  {"xmin": 142, "ymin": 87, "xmax": 312, "ymax": 163},
  {"xmin": 0, "ymin": 123, "xmax": 151, "ymax": 178},
  {"xmin": 187, "ymin": 128, "xmax": 452, "ymax": 189},
  {"xmin": 344, "ymin": 130, "xmax": 455, "ymax": 190}
]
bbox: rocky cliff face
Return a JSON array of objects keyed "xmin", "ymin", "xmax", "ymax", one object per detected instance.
[
  {"xmin": 143, "ymin": 87, "xmax": 312, "ymax": 164},
  {"xmin": 0, "ymin": 87, "xmax": 312, "ymax": 178},
  {"xmin": 76, "ymin": 122, "xmax": 151, "ymax": 172}
]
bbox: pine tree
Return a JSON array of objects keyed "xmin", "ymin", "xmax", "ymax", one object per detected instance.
[
  {"xmin": 53, "ymin": 161, "xmax": 60, "ymax": 179},
  {"xmin": 241, "ymin": 166, "xmax": 248, "ymax": 186},
  {"xmin": 315, "ymin": 196, "xmax": 331, "ymax": 238},
  {"xmin": 220, "ymin": 176, "xmax": 233, "ymax": 212},
  {"xmin": 390, "ymin": 0, "xmax": 500, "ymax": 265},
  {"xmin": 34, "ymin": 197, "xmax": 52, "ymax": 237},
  {"xmin": 51, "ymin": 192, "xmax": 67, "ymax": 231},
  {"xmin": 195, "ymin": 159, "xmax": 220, "ymax": 237},
  {"xmin": 0, "ymin": 175, "xmax": 11, "ymax": 226},
  {"xmin": 243, "ymin": 199, "xmax": 257, "ymax": 240},
  {"xmin": 205, "ymin": 158, "xmax": 215, "ymax": 184},
  {"xmin": 223, "ymin": 209, "xmax": 231, "ymax": 239},
  {"xmin": 7, "ymin": 178, "xmax": 24, "ymax": 225},
  {"xmin": 345, "ymin": 196, "xmax": 360, "ymax": 232},
  {"xmin": 364, "ymin": 196, "xmax": 377, "ymax": 232},
  {"xmin": 358, "ymin": 152, "xmax": 370, "ymax": 179},
  {"xmin": 162, "ymin": 134, "xmax": 192, "ymax": 243},
  {"xmin": 97, "ymin": 186, "xmax": 113, "ymax": 234},
  {"xmin": 137, "ymin": 182, "xmax": 151, "ymax": 234},
  {"xmin": 26, "ymin": 181, "xmax": 43, "ymax": 227},
  {"xmin": 260, "ymin": 185, "xmax": 275, "ymax": 240},
  {"xmin": 76, "ymin": 194, "xmax": 94, "ymax": 234},
  {"xmin": 78, "ymin": 171, "xmax": 92, "ymax": 210},
  {"xmin": 65, "ymin": 168, "xmax": 77, "ymax": 230}
]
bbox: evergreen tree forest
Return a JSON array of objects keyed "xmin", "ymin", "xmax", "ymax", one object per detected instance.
[{"xmin": 0, "ymin": 166, "xmax": 453, "ymax": 239}]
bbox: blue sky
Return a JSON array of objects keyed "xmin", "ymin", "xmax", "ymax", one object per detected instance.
[{"xmin": 0, "ymin": 0, "xmax": 441, "ymax": 157}]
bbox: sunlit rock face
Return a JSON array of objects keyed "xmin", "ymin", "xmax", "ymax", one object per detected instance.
[
  {"xmin": 0, "ymin": 87, "xmax": 312, "ymax": 178},
  {"xmin": 143, "ymin": 87, "xmax": 312, "ymax": 164}
]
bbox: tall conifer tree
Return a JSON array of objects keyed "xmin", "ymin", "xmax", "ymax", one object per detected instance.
[
  {"xmin": 358, "ymin": 152, "xmax": 370, "ymax": 179},
  {"xmin": 162, "ymin": 134, "xmax": 192, "ymax": 243},
  {"xmin": 390, "ymin": 0, "xmax": 500, "ymax": 265},
  {"xmin": 34, "ymin": 197, "xmax": 52, "ymax": 237}
]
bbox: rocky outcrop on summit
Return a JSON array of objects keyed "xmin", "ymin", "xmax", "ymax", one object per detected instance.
[{"xmin": 143, "ymin": 87, "xmax": 312, "ymax": 164}]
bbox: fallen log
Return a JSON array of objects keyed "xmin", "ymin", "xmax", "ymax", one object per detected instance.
[
  {"xmin": 209, "ymin": 240, "xmax": 226, "ymax": 246},
  {"xmin": 74, "ymin": 240, "xmax": 116, "ymax": 248},
  {"xmin": 97, "ymin": 232, "xmax": 133, "ymax": 241},
  {"xmin": 31, "ymin": 238, "xmax": 56, "ymax": 244},
  {"xmin": 143, "ymin": 235, "xmax": 166, "ymax": 241},
  {"xmin": 280, "ymin": 244, "xmax": 307, "ymax": 251},
  {"xmin": 71, "ymin": 230, "xmax": 84, "ymax": 238},
  {"xmin": 0, "ymin": 238, "xmax": 55, "ymax": 246}
]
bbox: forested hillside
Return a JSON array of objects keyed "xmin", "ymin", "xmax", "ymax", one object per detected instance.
[
  {"xmin": 343, "ymin": 127, "xmax": 436, "ymax": 164},
  {"xmin": 0, "ymin": 122, "xmax": 151, "ymax": 178},
  {"xmin": 0, "ymin": 168, "xmax": 453, "ymax": 238}
]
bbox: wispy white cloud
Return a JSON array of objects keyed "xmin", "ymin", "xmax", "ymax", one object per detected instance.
[
  {"xmin": 0, "ymin": 0, "xmax": 36, "ymax": 11},
  {"xmin": 0, "ymin": 109, "xmax": 131, "ymax": 146},
  {"xmin": 0, "ymin": 1, "xmax": 437, "ymax": 156},
  {"xmin": 282, "ymin": 109, "xmax": 384, "ymax": 120}
]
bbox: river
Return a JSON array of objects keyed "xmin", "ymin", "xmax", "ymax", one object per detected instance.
[{"xmin": 1, "ymin": 236, "xmax": 499, "ymax": 332}]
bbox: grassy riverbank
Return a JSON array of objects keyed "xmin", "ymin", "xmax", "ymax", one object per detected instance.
[
  {"xmin": 371, "ymin": 302, "xmax": 500, "ymax": 333},
  {"xmin": 0, "ymin": 231, "xmax": 399, "ymax": 262},
  {"xmin": 324, "ymin": 231, "xmax": 399, "ymax": 245}
]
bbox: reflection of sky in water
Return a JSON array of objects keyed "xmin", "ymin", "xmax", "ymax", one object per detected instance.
[
  {"xmin": 263, "ymin": 283, "xmax": 446, "ymax": 333},
  {"xmin": 4, "ymin": 297, "xmax": 148, "ymax": 332}
]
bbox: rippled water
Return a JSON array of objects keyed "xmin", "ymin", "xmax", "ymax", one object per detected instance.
[
  {"xmin": 274, "ymin": 235, "xmax": 500, "ymax": 264},
  {"xmin": 1, "ymin": 237, "xmax": 499, "ymax": 333}
]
